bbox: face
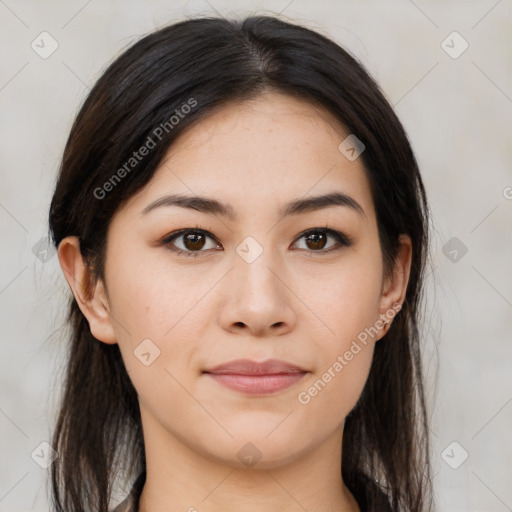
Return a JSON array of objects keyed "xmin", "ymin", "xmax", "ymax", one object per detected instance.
[{"xmin": 59, "ymin": 91, "xmax": 411, "ymax": 470}]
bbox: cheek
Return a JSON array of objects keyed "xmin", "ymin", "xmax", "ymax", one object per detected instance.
[
  {"xmin": 105, "ymin": 246, "xmax": 206, "ymax": 342},
  {"xmin": 295, "ymin": 336, "xmax": 375, "ymax": 434},
  {"xmin": 300, "ymin": 250, "xmax": 383, "ymax": 338},
  {"xmin": 104, "ymin": 250, "xmax": 212, "ymax": 391},
  {"xmin": 291, "ymin": 250, "xmax": 382, "ymax": 420}
]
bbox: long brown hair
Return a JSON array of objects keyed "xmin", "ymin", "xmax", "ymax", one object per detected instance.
[{"xmin": 48, "ymin": 15, "xmax": 434, "ymax": 512}]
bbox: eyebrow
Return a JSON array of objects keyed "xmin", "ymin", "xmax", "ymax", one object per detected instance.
[{"xmin": 140, "ymin": 191, "xmax": 366, "ymax": 221}]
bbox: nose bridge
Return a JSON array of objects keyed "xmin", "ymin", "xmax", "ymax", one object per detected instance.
[
  {"xmin": 225, "ymin": 233, "xmax": 293, "ymax": 326},
  {"xmin": 233, "ymin": 234, "xmax": 284, "ymax": 297}
]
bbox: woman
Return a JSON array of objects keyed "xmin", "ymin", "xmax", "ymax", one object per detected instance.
[{"xmin": 48, "ymin": 15, "xmax": 434, "ymax": 512}]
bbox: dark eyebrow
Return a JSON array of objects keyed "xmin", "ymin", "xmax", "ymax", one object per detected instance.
[
  {"xmin": 280, "ymin": 192, "xmax": 366, "ymax": 220},
  {"xmin": 140, "ymin": 192, "xmax": 366, "ymax": 221}
]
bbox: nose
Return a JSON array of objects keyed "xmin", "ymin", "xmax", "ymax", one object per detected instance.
[{"xmin": 219, "ymin": 249, "xmax": 296, "ymax": 337}]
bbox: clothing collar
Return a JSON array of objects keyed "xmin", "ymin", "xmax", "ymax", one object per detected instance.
[{"xmin": 110, "ymin": 471, "xmax": 146, "ymax": 512}]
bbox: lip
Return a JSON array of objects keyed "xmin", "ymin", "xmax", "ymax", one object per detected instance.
[
  {"xmin": 204, "ymin": 358, "xmax": 307, "ymax": 375},
  {"xmin": 203, "ymin": 358, "xmax": 309, "ymax": 395}
]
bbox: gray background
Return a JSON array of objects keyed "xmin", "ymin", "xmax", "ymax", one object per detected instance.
[{"xmin": 1, "ymin": 1, "xmax": 511, "ymax": 511}]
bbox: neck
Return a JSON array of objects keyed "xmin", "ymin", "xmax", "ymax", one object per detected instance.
[{"xmin": 137, "ymin": 410, "xmax": 360, "ymax": 512}]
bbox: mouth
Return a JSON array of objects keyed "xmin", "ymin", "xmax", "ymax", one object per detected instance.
[
  {"xmin": 204, "ymin": 372, "xmax": 308, "ymax": 395},
  {"xmin": 202, "ymin": 358, "xmax": 309, "ymax": 395}
]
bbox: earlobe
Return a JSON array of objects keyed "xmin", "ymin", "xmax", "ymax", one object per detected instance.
[
  {"xmin": 57, "ymin": 236, "xmax": 117, "ymax": 345},
  {"xmin": 377, "ymin": 234, "xmax": 412, "ymax": 338}
]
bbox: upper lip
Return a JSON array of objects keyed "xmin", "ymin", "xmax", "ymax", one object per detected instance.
[{"xmin": 203, "ymin": 358, "xmax": 308, "ymax": 375}]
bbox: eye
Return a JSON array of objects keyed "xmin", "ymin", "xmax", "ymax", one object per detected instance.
[
  {"xmin": 160, "ymin": 226, "xmax": 352, "ymax": 258},
  {"xmin": 161, "ymin": 227, "xmax": 221, "ymax": 258},
  {"xmin": 292, "ymin": 227, "xmax": 352, "ymax": 255}
]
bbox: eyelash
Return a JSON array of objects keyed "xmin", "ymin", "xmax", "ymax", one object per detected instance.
[{"xmin": 160, "ymin": 225, "xmax": 352, "ymax": 258}]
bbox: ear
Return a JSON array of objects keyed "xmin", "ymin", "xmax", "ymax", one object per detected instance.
[
  {"xmin": 57, "ymin": 236, "xmax": 117, "ymax": 344},
  {"xmin": 376, "ymin": 234, "xmax": 412, "ymax": 339}
]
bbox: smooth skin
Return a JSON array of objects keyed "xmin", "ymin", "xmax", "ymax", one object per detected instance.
[{"xmin": 58, "ymin": 92, "xmax": 412, "ymax": 512}]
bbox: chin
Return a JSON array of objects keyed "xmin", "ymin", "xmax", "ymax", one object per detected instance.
[{"xmin": 202, "ymin": 435, "xmax": 311, "ymax": 471}]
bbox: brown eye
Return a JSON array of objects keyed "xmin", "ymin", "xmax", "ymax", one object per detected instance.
[
  {"xmin": 182, "ymin": 232, "xmax": 207, "ymax": 250},
  {"xmin": 162, "ymin": 229, "xmax": 220, "ymax": 257},
  {"xmin": 161, "ymin": 226, "xmax": 351, "ymax": 258},
  {"xmin": 292, "ymin": 228, "xmax": 351, "ymax": 255},
  {"xmin": 304, "ymin": 231, "xmax": 328, "ymax": 250}
]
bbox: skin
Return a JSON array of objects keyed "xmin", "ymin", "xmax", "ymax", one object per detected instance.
[{"xmin": 58, "ymin": 91, "xmax": 412, "ymax": 512}]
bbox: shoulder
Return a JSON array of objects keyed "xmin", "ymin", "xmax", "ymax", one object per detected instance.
[
  {"xmin": 110, "ymin": 500, "xmax": 132, "ymax": 512},
  {"xmin": 110, "ymin": 471, "xmax": 146, "ymax": 512}
]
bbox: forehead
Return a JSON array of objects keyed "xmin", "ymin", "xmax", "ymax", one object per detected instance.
[{"xmin": 123, "ymin": 92, "xmax": 376, "ymax": 225}]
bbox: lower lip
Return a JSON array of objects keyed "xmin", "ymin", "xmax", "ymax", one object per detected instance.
[{"xmin": 204, "ymin": 372, "xmax": 307, "ymax": 395}]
